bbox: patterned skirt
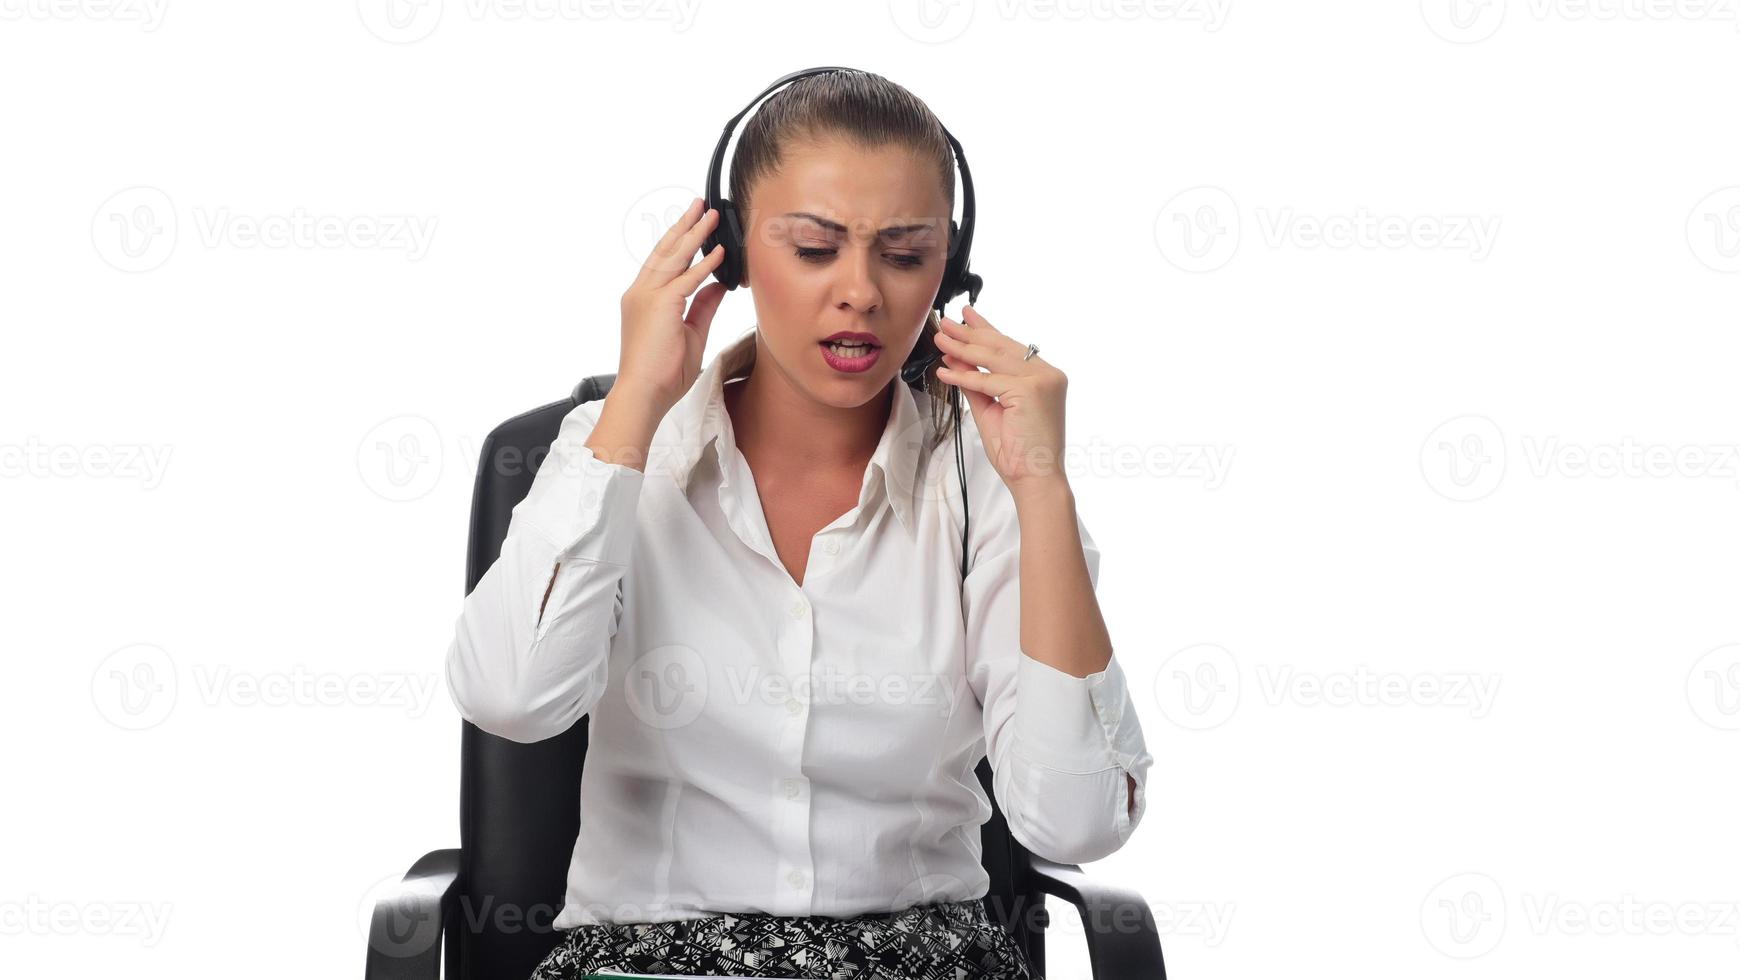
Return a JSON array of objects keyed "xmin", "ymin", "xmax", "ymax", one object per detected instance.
[{"xmin": 527, "ymin": 898, "xmax": 1039, "ymax": 980}]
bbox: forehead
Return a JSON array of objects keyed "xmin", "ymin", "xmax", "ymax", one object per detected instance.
[{"xmin": 750, "ymin": 138, "xmax": 951, "ymax": 222}]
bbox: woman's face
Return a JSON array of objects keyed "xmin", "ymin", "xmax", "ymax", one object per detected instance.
[{"xmin": 740, "ymin": 137, "xmax": 952, "ymax": 407}]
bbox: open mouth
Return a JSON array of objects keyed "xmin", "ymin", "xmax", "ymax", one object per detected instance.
[
  {"xmin": 818, "ymin": 340, "xmax": 882, "ymax": 373},
  {"xmin": 820, "ymin": 340, "xmax": 878, "ymax": 356}
]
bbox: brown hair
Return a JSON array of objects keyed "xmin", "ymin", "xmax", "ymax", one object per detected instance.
[{"xmin": 727, "ymin": 69, "xmax": 963, "ymax": 446}]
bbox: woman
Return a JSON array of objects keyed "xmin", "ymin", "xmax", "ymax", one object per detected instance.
[{"xmin": 445, "ymin": 69, "xmax": 1151, "ymax": 980}]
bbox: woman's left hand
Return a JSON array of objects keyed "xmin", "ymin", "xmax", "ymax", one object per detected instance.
[{"xmin": 934, "ymin": 304, "xmax": 1071, "ymax": 501}]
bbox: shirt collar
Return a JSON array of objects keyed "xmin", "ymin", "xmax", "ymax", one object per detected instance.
[{"xmin": 650, "ymin": 328, "xmax": 933, "ymax": 532}]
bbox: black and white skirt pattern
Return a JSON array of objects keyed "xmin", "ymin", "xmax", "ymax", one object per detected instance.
[{"xmin": 527, "ymin": 898, "xmax": 1039, "ymax": 980}]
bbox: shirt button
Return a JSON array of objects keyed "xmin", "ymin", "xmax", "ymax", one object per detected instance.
[
  {"xmin": 783, "ymin": 778, "xmax": 801, "ymax": 799},
  {"xmin": 789, "ymin": 599, "xmax": 807, "ymax": 619},
  {"xmin": 787, "ymin": 870, "xmax": 806, "ymax": 888},
  {"xmin": 581, "ymin": 489, "xmax": 599, "ymax": 508},
  {"xmin": 823, "ymin": 540, "xmax": 839, "ymax": 555},
  {"xmin": 785, "ymin": 698, "xmax": 803, "ymax": 716}
]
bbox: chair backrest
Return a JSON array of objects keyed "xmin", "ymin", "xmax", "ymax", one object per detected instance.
[{"xmin": 453, "ymin": 376, "xmax": 1044, "ymax": 980}]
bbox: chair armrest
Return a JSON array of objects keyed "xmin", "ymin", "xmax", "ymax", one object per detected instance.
[
  {"xmin": 365, "ymin": 848, "xmax": 461, "ymax": 980},
  {"xmin": 1027, "ymin": 857, "xmax": 1168, "ymax": 980}
]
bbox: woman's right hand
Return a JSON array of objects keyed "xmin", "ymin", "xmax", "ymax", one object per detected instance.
[{"xmin": 615, "ymin": 197, "xmax": 729, "ymax": 418}]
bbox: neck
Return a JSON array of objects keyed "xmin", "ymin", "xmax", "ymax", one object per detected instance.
[{"xmin": 725, "ymin": 334, "xmax": 891, "ymax": 475}]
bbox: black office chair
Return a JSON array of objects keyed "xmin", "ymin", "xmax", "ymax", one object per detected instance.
[{"xmin": 364, "ymin": 375, "xmax": 1169, "ymax": 980}]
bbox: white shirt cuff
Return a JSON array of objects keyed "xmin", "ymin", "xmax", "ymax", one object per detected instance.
[{"xmin": 1012, "ymin": 652, "xmax": 1134, "ymax": 773}]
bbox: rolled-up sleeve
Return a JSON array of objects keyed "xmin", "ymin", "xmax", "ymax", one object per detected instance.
[
  {"xmin": 444, "ymin": 399, "xmax": 645, "ymax": 744},
  {"xmin": 963, "ymin": 480, "xmax": 1152, "ymax": 865}
]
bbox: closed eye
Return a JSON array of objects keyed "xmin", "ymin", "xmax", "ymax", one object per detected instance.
[{"xmin": 796, "ymin": 247, "xmax": 925, "ymax": 269}]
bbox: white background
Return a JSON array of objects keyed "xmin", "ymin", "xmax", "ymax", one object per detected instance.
[{"xmin": 4, "ymin": 1, "xmax": 1738, "ymax": 977}]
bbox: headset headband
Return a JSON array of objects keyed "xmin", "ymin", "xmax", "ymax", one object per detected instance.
[{"xmin": 703, "ymin": 66, "xmax": 982, "ymax": 315}]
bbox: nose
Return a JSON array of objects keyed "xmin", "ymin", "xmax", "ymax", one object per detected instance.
[{"xmin": 832, "ymin": 245, "xmax": 883, "ymax": 315}]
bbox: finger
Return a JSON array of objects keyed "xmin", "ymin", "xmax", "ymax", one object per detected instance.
[
  {"xmin": 936, "ymin": 358, "xmax": 1016, "ymax": 400},
  {"xmin": 644, "ymin": 206, "xmax": 720, "ymax": 287},
  {"xmin": 939, "ymin": 354, "xmax": 996, "ymax": 417},
  {"xmin": 668, "ymin": 242, "xmax": 726, "ymax": 296},
  {"xmin": 684, "ymin": 280, "xmax": 728, "ymax": 333},
  {"xmin": 952, "ymin": 308, "xmax": 1031, "ymax": 363},
  {"xmin": 638, "ymin": 201, "xmax": 719, "ymax": 289},
  {"xmin": 934, "ymin": 324, "xmax": 1014, "ymax": 372},
  {"xmin": 634, "ymin": 198, "xmax": 701, "ymax": 288},
  {"xmin": 960, "ymin": 302, "xmax": 1002, "ymax": 337}
]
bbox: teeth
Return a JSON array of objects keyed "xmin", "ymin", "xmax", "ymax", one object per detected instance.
[{"xmin": 825, "ymin": 342, "xmax": 873, "ymax": 355}]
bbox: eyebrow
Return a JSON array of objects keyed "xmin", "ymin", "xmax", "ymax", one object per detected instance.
[{"xmin": 783, "ymin": 211, "xmax": 937, "ymax": 243}]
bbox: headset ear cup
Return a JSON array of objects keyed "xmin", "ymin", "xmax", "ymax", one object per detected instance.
[{"xmin": 706, "ymin": 198, "xmax": 745, "ymax": 289}]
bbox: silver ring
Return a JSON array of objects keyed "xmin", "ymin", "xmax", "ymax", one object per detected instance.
[{"xmin": 1022, "ymin": 343, "xmax": 1040, "ymax": 362}]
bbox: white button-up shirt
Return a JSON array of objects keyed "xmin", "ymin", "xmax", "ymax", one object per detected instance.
[{"xmin": 444, "ymin": 328, "xmax": 1152, "ymax": 929}]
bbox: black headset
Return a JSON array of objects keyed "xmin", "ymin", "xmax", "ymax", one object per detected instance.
[{"xmin": 702, "ymin": 66, "xmax": 985, "ymax": 581}]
